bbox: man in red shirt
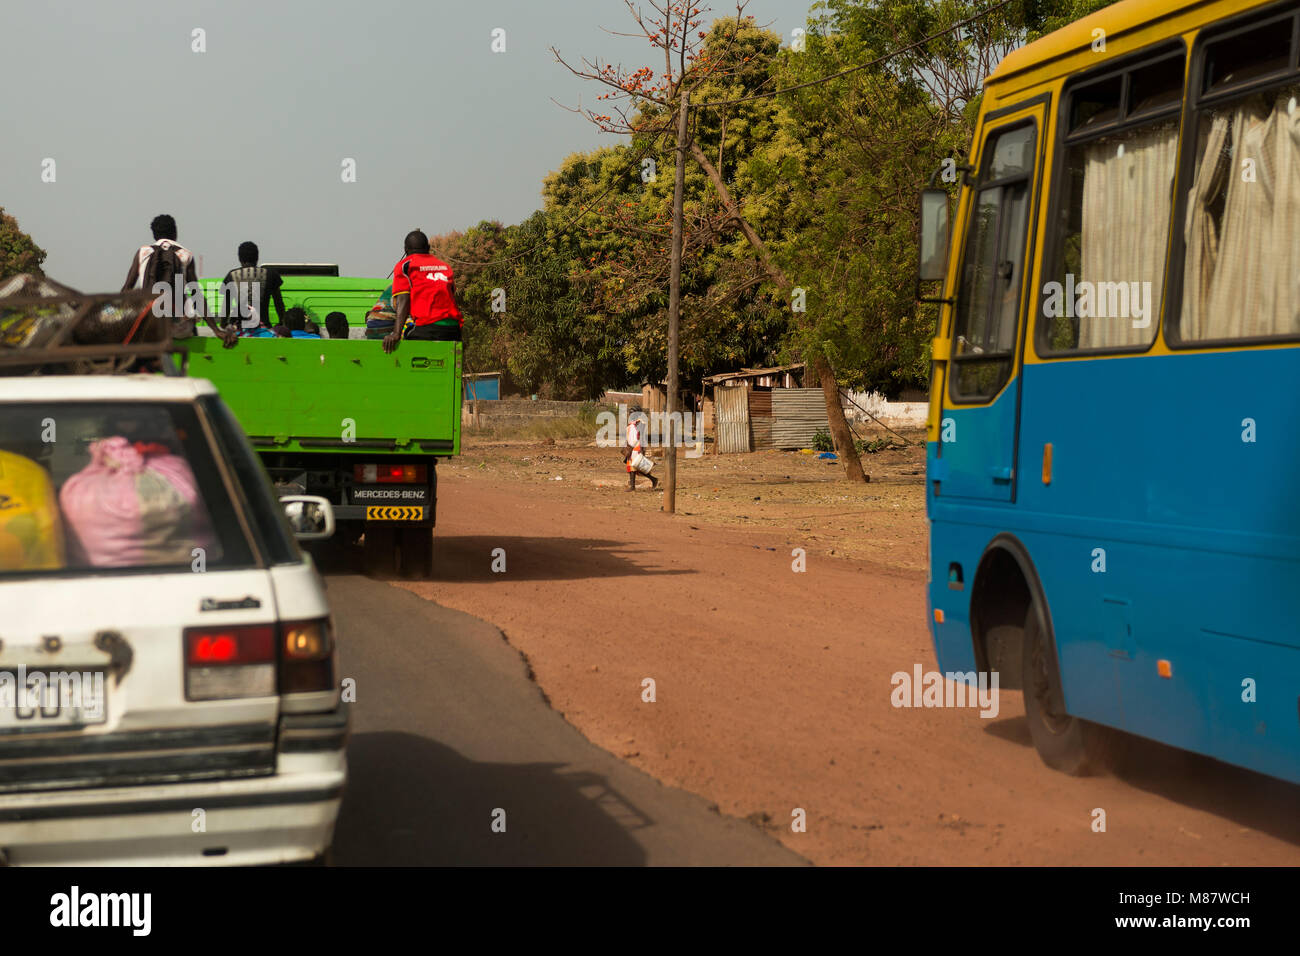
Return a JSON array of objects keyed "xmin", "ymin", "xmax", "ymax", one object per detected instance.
[{"xmin": 382, "ymin": 229, "xmax": 462, "ymax": 353}]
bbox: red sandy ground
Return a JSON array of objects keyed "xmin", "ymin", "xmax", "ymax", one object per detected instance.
[{"xmin": 395, "ymin": 438, "xmax": 1300, "ymax": 865}]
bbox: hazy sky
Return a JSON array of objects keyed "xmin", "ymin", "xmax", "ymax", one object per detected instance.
[{"xmin": 1, "ymin": 0, "xmax": 817, "ymax": 290}]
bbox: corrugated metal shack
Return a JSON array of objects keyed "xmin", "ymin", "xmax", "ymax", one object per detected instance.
[
  {"xmin": 770, "ymin": 388, "xmax": 830, "ymax": 449},
  {"xmin": 714, "ymin": 384, "xmax": 751, "ymax": 453},
  {"xmin": 703, "ymin": 364, "xmax": 829, "ymax": 452}
]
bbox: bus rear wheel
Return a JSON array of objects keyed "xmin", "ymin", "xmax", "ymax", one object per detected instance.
[{"xmin": 1022, "ymin": 605, "xmax": 1125, "ymax": 775}]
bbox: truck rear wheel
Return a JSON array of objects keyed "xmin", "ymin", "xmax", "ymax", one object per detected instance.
[
  {"xmin": 362, "ymin": 526, "xmax": 398, "ymax": 578},
  {"xmin": 397, "ymin": 527, "xmax": 434, "ymax": 580}
]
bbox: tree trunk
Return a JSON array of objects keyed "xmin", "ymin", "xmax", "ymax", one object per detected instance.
[
  {"xmin": 687, "ymin": 140, "xmax": 868, "ymax": 483},
  {"xmin": 810, "ymin": 352, "xmax": 866, "ymax": 482}
]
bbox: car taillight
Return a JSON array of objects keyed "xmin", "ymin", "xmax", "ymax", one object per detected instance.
[
  {"xmin": 353, "ymin": 464, "xmax": 427, "ymax": 483},
  {"xmin": 183, "ymin": 624, "xmax": 276, "ymax": 701},
  {"xmin": 279, "ymin": 617, "xmax": 335, "ymax": 695}
]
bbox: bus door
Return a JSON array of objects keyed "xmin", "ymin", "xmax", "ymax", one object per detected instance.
[{"xmin": 935, "ymin": 106, "xmax": 1045, "ymax": 502}]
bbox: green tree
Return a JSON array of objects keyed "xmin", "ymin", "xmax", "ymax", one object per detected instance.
[
  {"xmin": 429, "ymin": 221, "xmax": 509, "ymax": 382},
  {"xmin": 552, "ymin": 11, "xmax": 808, "ymax": 396},
  {"xmin": 0, "ymin": 208, "xmax": 47, "ymax": 280}
]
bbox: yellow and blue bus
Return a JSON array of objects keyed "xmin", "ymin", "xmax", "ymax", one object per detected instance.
[{"xmin": 918, "ymin": 0, "xmax": 1299, "ymax": 781}]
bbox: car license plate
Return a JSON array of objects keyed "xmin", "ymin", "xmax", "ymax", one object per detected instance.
[{"xmin": 0, "ymin": 669, "xmax": 108, "ymax": 730}]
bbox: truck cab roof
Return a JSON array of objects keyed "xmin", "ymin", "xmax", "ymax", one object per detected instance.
[{"xmin": 261, "ymin": 264, "xmax": 340, "ymax": 277}]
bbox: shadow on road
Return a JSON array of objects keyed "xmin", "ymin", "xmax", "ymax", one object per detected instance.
[
  {"xmin": 332, "ymin": 731, "xmax": 653, "ymax": 865},
  {"xmin": 312, "ymin": 534, "xmax": 691, "ymax": 583},
  {"xmin": 432, "ymin": 534, "xmax": 691, "ymax": 583},
  {"xmin": 984, "ymin": 714, "xmax": 1300, "ymax": 848}
]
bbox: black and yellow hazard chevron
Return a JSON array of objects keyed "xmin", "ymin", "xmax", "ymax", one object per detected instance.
[{"xmin": 365, "ymin": 506, "xmax": 426, "ymax": 521}]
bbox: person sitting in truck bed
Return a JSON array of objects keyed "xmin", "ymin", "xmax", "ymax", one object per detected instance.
[
  {"xmin": 219, "ymin": 241, "xmax": 286, "ymax": 337},
  {"xmin": 324, "ymin": 312, "xmax": 350, "ymax": 339},
  {"xmin": 382, "ymin": 229, "xmax": 462, "ymax": 353},
  {"xmin": 364, "ymin": 284, "xmax": 398, "ymax": 339},
  {"xmin": 281, "ymin": 307, "xmax": 321, "ymax": 338}
]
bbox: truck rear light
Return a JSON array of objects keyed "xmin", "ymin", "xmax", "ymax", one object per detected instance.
[
  {"xmin": 354, "ymin": 464, "xmax": 427, "ymax": 484},
  {"xmin": 183, "ymin": 625, "xmax": 276, "ymax": 701},
  {"xmin": 279, "ymin": 617, "xmax": 335, "ymax": 694}
]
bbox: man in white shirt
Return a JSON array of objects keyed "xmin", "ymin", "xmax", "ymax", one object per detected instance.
[{"xmin": 121, "ymin": 213, "xmax": 234, "ymax": 345}]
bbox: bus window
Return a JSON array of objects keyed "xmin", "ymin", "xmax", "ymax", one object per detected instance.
[
  {"xmin": 1130, "ymin": 56, "xmax": 1184, "ymax": 117},
  {"xmin": 1178, "ymin": 15, "xmax": 1299, "ymax": 343},
  {"xmin": 1041, "ymin": 51, "xmax": 1184, "ymax": 354},
  {"xmin": 1070, "ymin": 75, "xmax": 1123, "ymax": 133},
  {"xmin": 1202, "ymin": 18, "xmax": 1292, "ymax": 94},
  {"xmin": 950, "ymin": 123, "xmax": 1035, "ymax": 402}
]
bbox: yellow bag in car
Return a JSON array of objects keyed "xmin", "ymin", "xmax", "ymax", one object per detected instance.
[{"xmin": 0, "ymin": 450, "xmax": 65, "ymax": 571}]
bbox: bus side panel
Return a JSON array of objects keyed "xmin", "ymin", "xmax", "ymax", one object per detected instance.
[
  {"xmin": 931, "ymin": 390, "xmax": 1018, "ymax": 501},
  {"xmin": 929, "ymin": 506, "xmax": 1300, "ymax": 785},
  {"xmin": 927, "ymin": 511, "xmax": 1000, "ymax": 677},
  {"xmin": 1012, "ymin": 348, "xmax": 1300, "ymax": 782}
]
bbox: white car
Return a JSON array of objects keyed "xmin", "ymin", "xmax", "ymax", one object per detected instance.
[{"xmin": 0, "ymin": 375, "xmax": 346, "ymax": 865}]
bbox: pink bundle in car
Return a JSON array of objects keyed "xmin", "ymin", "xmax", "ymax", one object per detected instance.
[{"xmin": 60, "ymin": 436, "xmax": 214, "ymax": 567}]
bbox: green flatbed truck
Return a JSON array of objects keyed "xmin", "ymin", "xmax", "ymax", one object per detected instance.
[{"xmin": 183, "ymin": 277, "xmax": 461, "ymax": 577}]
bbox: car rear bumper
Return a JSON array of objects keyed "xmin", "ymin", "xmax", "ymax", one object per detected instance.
[{"xmin": 0, "ymin": 712, "xmax": 348, "ymax": 866}]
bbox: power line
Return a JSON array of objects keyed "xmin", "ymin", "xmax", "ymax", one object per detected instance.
[{"xmin": 693, "ymin": 0, "xmax": 1017, "ymax": 108}]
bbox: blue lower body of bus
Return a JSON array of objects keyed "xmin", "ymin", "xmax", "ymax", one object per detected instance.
[{"xmin": 926, "ymin": 346, "xmax": 1300, "ymax": 784}]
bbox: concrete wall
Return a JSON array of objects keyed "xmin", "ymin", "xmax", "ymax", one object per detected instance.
[
  {"xmin": 462, "ymin": 398, "xmax": 612, "ymax": 429},
  {"xmin": 841, "ymin": 390, "xmax": 928, "ymax": 429}
]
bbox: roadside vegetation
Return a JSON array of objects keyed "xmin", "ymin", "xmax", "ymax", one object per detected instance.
[{"xmin": 435, "ymin": 0, "xmax": 1110, "ymax": 406}]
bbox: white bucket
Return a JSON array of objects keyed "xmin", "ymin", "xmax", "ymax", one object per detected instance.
[{"xmin": 629, "ymin": 450, "xmax": 655, "ymax": 475}]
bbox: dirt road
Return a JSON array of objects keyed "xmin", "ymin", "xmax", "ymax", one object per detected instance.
[
  {"xmin": 327, "ymin": 575, "xmax": 804, "ymax": 865},
  {"xmin": 397, "ymin": 441, "xmax": 1300, "ymax": 865}
]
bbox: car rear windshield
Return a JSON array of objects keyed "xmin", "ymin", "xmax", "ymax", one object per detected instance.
[
  {"xmin": 0, "ymin": 401, "xmax": 255, "ymax": 576},
  {"xmin": 198, "ymin": 395, "xmax": 299, "ymax": 566}
]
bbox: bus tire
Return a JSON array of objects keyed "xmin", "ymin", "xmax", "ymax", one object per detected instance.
[
  {"xmin": 1022, "ymin": 604, "xmax": 1118, "ymax": 776},
  {"xmin": 397, "ymin": 527, "xmax": 434, "ymax": 580},
  {"xmin": 362, "ymin": 526, "xmax": 398, "ymax": 578}
]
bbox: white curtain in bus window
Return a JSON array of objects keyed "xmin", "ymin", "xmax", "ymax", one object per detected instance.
[
  {"xmin": 1077, "ymin": 121, "xmax": 1178, "ymax": 348},
  {"xmin": 1181, "ymin": 87, "xmax": 1300, "ymax": 340}
]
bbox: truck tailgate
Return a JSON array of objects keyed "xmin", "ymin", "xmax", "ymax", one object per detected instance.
[{"xmin": 184, "ymin": 338, "xmax": 461, "ymax": 454}]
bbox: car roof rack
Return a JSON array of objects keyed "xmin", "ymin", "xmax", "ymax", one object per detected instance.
[{"xmin": 0, "ymin": 276, "xmax": 183, "ymax": 375}]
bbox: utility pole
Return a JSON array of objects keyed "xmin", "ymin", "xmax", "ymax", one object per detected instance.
[{"xmin": 664, "ymin": 88, "xmax": 688, "ymax": 515}]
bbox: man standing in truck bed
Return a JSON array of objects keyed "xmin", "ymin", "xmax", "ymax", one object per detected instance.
[
  {"xmin": 121, "ymin": 213, "xmax": 235, "ymax": 345},
  {"xmin": 219, "ymin": 241, "xmax": 286, "ymax": 336},
  {"xmin": 382, "ymin": 229, "xmax": 461, "ymax": 354}
]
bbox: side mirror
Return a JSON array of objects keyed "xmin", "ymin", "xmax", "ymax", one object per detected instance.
[
  {"xmin": 918, "ymin": 188, "xmax": 951, "ymax": 284},
  {"xmin": 281, "ymin": 495, "xmax": 336, "ymax": 541}
]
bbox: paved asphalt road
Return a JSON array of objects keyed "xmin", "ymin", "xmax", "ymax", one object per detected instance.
[{"xmin": 323, "ymin": 573, "xmax": 806, "ymax": 866}]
